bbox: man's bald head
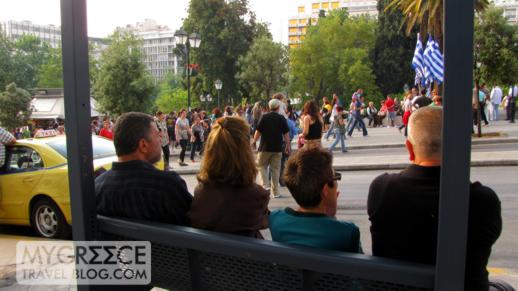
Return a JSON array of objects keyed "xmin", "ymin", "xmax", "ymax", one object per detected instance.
[{"xmin": 407, "ymin": 106, "xmax": 443, "ymax": 160}]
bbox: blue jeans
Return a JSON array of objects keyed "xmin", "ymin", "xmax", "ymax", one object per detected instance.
[
  {"xmin": 325, "ymin": 122, "xmax": 334, "ymax": 139},
  {"xmin": 347, "ymin": 114, "xmax": 368, "ymax": 136},
  {"xmin": 328, "ymin": 128, "xmax": 347, "ymax": 152},
  {"xmin": 493, "ymin": 103, "xmax": 499, "ymax": 121}
]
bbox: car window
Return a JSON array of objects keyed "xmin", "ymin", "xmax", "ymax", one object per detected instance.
[
  {"xmin": 46, "ymin": 136, "xmax": 116, "ymax": 159},
  {"xmin": 7, "ymin": 146, "xmax": 44, "ymax": 172}
]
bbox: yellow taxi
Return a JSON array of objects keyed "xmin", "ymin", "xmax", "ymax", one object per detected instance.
[{"xmin": 0, "ymin": 130, "xmax": 163, "ymax": 239}]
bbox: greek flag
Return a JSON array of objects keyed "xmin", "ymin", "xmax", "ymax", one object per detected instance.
[
  {"xmin": 424, "ymin": 35, "xmax": 444, "ymax": 84},
  {"xmin": 412, "ymin": 33, "xmax": 425, "ymax": 85},
  {"xmin": 430, "ymin": 40, "xmax": 444, "ymax": 83},
  {"xmin": 423, "ymin": 35, "xmax": 434, "ymax": 84}
]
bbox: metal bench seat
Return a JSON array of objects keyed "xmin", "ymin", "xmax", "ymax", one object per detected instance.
[{"xmin": 98, "ymin": 215, "xmax": 434, "ymax": 291}]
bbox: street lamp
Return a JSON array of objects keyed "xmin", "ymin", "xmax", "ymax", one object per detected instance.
[
  {"xmin": 199, "ymin": 94, "xmax": 213, "ymax": 111},
  {"xmin": 215, "ymin": 79, "xmax": 223, "ymax": 108},
  {"xmin": 175, "ymin": 29, "xmax": 201, "ymax": 112}
]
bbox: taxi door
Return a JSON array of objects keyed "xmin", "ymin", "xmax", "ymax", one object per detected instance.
[{"xmin": 0, "ymin": 146, "xmax": 44, "ymax": 220}]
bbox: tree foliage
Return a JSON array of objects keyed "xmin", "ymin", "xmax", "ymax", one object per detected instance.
[
  {"xmin": 154, "ymin": 74, "xmax": 200, "ymax": 112},
  {"xmin": 238, "ymin": 36, "xmax": 288, "ymax": 101},
  {"xmin": 93, "ymin": 31, "xmax": 155, "ymax": 115},
  {"xmin": 37, "ymin": 47, "xmax": 63, "ymax": 88},
  {"xmin": 475, "ymin": 5, "xmax": 518, "ymax": 86},
  {"xmin": 183, "ymin": 0, "xmax": 266, "ymax": 105},
  {"xmin": 290, "ymin": 10, "xmax": 381, "ymax": 103},
  {"xmin": 373, "ymin": 0, "xmax": 416, "ymax": 96},
  {"xmin": 386, "ymin": 0, "xmax": 489, "ymax": 45},
  {"xmin": 0, "ymin": 34, "xmax": 51, "ymax": 90},
  {"xmin": 0, "ymin": 83, "xmax": 32, "ymax": 131}
]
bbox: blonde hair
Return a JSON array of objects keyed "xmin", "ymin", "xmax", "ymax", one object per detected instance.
[{"xmin": 197, "ymin": 117, "xmax": 257, "ymax": 187}]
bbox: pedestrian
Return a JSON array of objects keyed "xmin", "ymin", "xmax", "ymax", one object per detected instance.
[
  {"xmin": 99, "ymin": 119, "xmax": 113, "ymax": 140},
  {"xmin": 490, "ymin": 85, "xmax": 503, "ymax": 121},
  {"xmin": 188, "ymin": 117, "xmax": 269, "ymax": 238},
  {"xmin": 385, "ymin": 95, "xmax": 396, "ymax": 127},
  {"xmin": 366, "ymin": 102, "xmax": 379, "ymax": 127},
  {"xmin": 190, "ymin": 115, "xmax": 204, "ymax": 163},
  {"xmin": 378, "ymin": 100, "xmax": 387, "ymax": 127},
  {"xmin": 300, "ymin": 100, "xmax": 324, "ymax": 149},
  {"xmin": 251, "ymin": 102, "xmax": 263, "ymax": 134},
  {"xmin": 328, "ymin": 106, "xmax": 347, "ymax": 153},
  {"xmin": 252, "ymin": 96, "xmax": 291, "ymax": 199},
  {"xmin": 167, "ymin": 111, "xmax": 177, "ymax": 155},
  {"xmin": 0, "ymin": 127, "xmax": 16, "ymax": 168},
  {"xmin": 175, "ymin": 109, "xmax": 191, "ymax": 166},
  {"xmin": 155, "ymin": 111, "xmax": 170, "ymax": 170},
  {"xmin": 347, "ymin": 95, "xmax": 368, "ymax": 137},
  {"xmin": 508, "ymin": 84, "xmax": 517, "ymax": 123}
]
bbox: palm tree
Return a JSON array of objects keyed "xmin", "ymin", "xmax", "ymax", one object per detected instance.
[{"xmin": 385, "ymin": 0, "xmax": 489, "ymax": 48}]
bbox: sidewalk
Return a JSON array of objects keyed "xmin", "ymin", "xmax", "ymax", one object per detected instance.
[{"xmin": 169, "ymin": 120, "xmax": 518, "ymax": 175}]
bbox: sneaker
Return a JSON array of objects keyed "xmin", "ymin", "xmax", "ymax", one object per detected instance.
[
  {"xmin": 342, "ymin": 149, "xmax": 348, "ymax": 153},
  {"xmin": 271, "ymin": 194, "xmax": 282, "ymax": 199},
  {"xmin": 179, "ymin": 162, "xmax": 188, "ymax": 166}
]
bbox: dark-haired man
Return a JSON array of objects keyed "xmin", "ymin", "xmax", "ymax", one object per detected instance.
[
  {"xmin": 96, "ymin": 112, "xmax": 192, "ymax": 225},
  {"xmin": 368, "ymin": 107, "xmax": 509, "ymax": 291},
  {"xmin": 269, "ymin": 148, "xmax": 362, "ymax": 253}
]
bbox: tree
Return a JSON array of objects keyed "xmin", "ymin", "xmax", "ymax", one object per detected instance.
[
  {"xmin": 386, "ymin": 0, "xmax": 489, "ymax": 46},
  {"xmin": 183, "ymin": 0, "xmax": 266, "ymax": 105},
  {"xmin": 0, "ymin": 83, "xmax": 32, "ymax": 131},
  {"xmin": 373, "ymin": 0, "xmax": 416, "ymax": 96},
  {"xmin": 290, "ymin": 10, "xmax": 381, "ymax": 103},
  {"xmin": 37, "ymin": 47, "xmax": 63, "ymax": 88},
  {"xmin": 238, "ymin": 36, "xmax": 288, "ymax": 101},
  {"xmin": 154, "ymin": 74, "xmax": 200, "ymax": 112},
  {"xmin": 475, "ymin": 6, "xmax": 518, "ymax": 86},
  {"xmin": 93, "ymin": 30, "xmax": 155, "ymax": 115},
  {"xmin": 0, "ymin": 34, "xmax": 50, "ymax": 90}
]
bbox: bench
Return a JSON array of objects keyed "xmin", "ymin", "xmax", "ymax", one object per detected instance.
[{"xmin": 98, "ymin": 215, "xmax": 435, "ymax": 290}]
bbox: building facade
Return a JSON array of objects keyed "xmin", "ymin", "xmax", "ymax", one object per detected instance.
[
  {"xmin": 288, "ymin": 0, "xmax": 378, "ymax": 49},
  {"xmin": 0, "ymin": 20, "xmax": 109, "ymax": 60},
  {"xmin": 493, "ymin": 0, "xmax": 518, "ymax": 24},
  {"xmin": 120, "ymin": 19, "xmax": 180, "ymax": 84},
  {"xmin": 1, "ymin": 20, "xmax": 61, "ymax": 48}
]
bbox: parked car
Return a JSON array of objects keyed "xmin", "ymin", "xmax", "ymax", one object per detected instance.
[{"xmin": 0, "ymin": 131, "xmax": 164, "ymax": 238}]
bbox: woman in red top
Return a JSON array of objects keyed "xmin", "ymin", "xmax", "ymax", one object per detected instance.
[{"xmin": 99, "ymin": 120, "xmax": 113, "ymax": 140}]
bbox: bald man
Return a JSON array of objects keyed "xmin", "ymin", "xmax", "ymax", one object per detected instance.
[{"xmin": 367, "ymin": 107, "xmax": 509, "ymax": 291}]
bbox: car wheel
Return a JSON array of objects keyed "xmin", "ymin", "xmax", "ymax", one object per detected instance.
[{"xmin": 31, "ymin": 198, "xmax": 71, "ymax": 239}]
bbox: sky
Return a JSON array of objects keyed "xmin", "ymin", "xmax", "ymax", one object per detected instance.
[{"xmin": 0, "ymin": 0, "xmax": 302, "ymax": 44}]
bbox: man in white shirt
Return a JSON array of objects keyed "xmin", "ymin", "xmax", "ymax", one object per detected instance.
[{"xmin": 490, "ymin": 86, "xmax": 503, "ymax": 121}]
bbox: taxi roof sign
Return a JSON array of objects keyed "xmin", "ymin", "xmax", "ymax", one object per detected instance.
[{"xmin": 34, "ymin": 129, "xmax": 58, "ymax": 138}]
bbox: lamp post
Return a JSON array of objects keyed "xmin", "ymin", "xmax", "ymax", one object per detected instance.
[
  {"xmin": 215, "ymin": 79, "xmax": 223, "ymax": 109},
  {"xmin": 175, "ymin": 29, "xmax": 201, "ymax": 112},
  {"xmin": 200, "ymin": 94, "xmax": 213, "ymax": 111}
]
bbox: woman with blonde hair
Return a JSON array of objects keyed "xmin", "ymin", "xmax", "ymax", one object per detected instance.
[
  {"xmin": 188, "ymin": 117, "xmax": 270, "ymax": 238},
  {"xmin": 299, "ymin": 100, "xmax": 324, "ymax": 149}
]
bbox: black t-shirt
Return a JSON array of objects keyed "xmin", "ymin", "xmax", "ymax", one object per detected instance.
[
  {"xmin": 256, "ymin": 112, "xmax": 289, "ymax": 152},
  {"xmin": 367, "ymin": 165, "xmax": 502, "ymax": 291},
  {"xmin": 413, "ymin": 96, "xmax": 433, "ymax": 109}
]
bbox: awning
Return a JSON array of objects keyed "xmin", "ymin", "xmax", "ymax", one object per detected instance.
[{"xmin": 30, "ymin": 96, "xmax": 101, "ymax": 119}]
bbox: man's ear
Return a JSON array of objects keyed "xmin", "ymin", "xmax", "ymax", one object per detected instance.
[
  {"xmin": 406, "ymin": 140, "xmax": 415, "ymax": 161},
  {"xmin": 138, "ymin": 138, "xmax": 148, "ymax": 154}
]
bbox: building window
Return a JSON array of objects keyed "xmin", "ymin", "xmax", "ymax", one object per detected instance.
[
  {"xmin": 332, "ymin": 1, "xmax": 340, "ymax": 9},
  {"xmin": 298, "ymin": 6, "xmax": 305, "ymax": 13},
  {"xmin": 322, "ymin": 2, "xmax": 329, "ymax": 9},
  {"xmin": 312, "ymin": 3, "xmax": 320, "ymax": 10}
]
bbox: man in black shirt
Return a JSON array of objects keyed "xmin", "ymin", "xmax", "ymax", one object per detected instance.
[
  {"xmin": 252, "ymin": 95, "xmax": 290, "ymax": 198},
  {"xmin": 413, "ymin": 89, "xmax": 433, "ymax": 109},
  {"xmin": 96, "ymin": 112, "xmax": 192, "ymax": 225},
  {"xmin": 368, "ymin": 107, "xmax": 510, "ymax": 291}
]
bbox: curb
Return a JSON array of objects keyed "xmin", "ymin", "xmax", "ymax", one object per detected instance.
[
  {"xmin": 331, "ymin": 137, "xmax": 518, "ymax": 151},
  {"xmin": 173, "ymin": 160, "xmax": 518, "ymax": 175}
]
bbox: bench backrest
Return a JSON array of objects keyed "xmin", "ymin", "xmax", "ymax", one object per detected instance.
[{"xmin": 98, "ymin": 215, "xmax": 435, "ymax": 291}]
